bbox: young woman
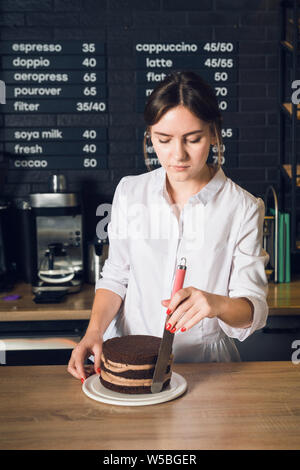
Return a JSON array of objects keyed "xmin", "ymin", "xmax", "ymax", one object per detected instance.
[{"xmin": 68, "ymin": 71, "xmax": 269, "ymax": 382}]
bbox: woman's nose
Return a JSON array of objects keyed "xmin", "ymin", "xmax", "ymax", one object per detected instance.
[{"xmin": 172, "ymin": 139, "xmax": 188, "ymax": 160}]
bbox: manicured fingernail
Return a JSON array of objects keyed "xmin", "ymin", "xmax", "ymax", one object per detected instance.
[
  {"xmin": 181, "ymin": 327, "xmax": 186, "ymax": 332},
  {"xmin": 166, "ymin": 323, "xmax": 172, "ymax": 330},
  {"xmin": 166, "ymin": 308, "xmax": 172, "ymax": 315},
  {"xmin": 170, "ymin": 326, "xmax": 176, "ymax": 333},
  {"xmin": 97, "ymin": 368, "xmax": 101, "ymax": 374},
  {"xmin": 81, "ymin": 378, "xmax": 85, "ymax": 384}
]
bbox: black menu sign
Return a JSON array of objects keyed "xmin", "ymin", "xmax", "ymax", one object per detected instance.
[
  {"xmin": 135, "ymin": 41, "xmax": 238, "ymax": 169},
  {"xmin": 0, "ymin": 41, "xmax": 108, "ymax": 170}
]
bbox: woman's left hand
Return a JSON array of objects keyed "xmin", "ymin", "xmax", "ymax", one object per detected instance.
[{"xmin": 161, "ymin": 286, "xmax": 224, "ymax": 333}]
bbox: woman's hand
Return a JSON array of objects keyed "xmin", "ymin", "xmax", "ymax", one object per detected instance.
[
  {"xmin": 67, "ymin": 329, "xmax": 103, "ymax": 382},
  {"xmin": 161, "ymin": 286, "xmax": 224, "ymax": 333}
]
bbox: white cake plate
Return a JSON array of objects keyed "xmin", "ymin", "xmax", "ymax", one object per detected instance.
[{"xmin": 82, "ymin": 372, "xmax": 187, "ymax": 406}]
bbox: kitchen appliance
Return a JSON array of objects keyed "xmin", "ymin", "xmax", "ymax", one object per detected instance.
[
  {"xmin": 0, "ymin": 199, "xmax": 17, "ymax": 292},
  {"xmin": 151, "ymin": 257, "xmax": 187, "ymax": 393},
  {"xmin": 87, "ymin": 236, "xmax": 109, "ymax": 284},
  {"xmin": 18, "ymin": 174, "xmax": 84, "ymax": 302}
]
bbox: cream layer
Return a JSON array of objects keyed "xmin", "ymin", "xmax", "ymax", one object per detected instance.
[
  {"xmin": 101, "ymin": 369, "xmax": 171, "ymax": 387},
  {"xmin": 101, "ymin": 352, "xmax": 174, "ymax": 374}
]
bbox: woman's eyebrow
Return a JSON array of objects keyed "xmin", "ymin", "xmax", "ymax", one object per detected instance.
[{"xmin": 153, "ymin": 130, "xmax": 204, "ymax": 136}]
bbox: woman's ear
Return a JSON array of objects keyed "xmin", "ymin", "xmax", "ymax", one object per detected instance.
[
  {"xmin": 209, "ymin": 123, "xmax": 217, "ymax": 146},
  {"xmin": 210, "ymin": 135, "xmax": 217, "ymax": 146}
]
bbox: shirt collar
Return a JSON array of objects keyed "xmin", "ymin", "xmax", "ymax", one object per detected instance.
[{"xmin": 152, "ymin": 164, "xmax": 227, "ymax": 206}]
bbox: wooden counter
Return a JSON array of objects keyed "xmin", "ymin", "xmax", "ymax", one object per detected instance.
[
  {"xmin": 0, "ymin": 280, "xmax": 300, "ymax": 322},
  {"xmin": 0, "ymin": 282, "xmax": 94, "ymax": 322},
  {"xmin": 1, "ymin": 362, "xmax": 300, "ymax": 450},
  {"xmin": 267, "ymin": 277, "xmax": 300, "ymax": 315}
]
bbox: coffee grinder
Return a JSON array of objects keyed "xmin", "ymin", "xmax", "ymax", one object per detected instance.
[{"xmin": 26, "ymin": 174, "xmax": 84, "ymax": 303}]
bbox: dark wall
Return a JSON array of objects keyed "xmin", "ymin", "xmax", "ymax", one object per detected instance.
[{"xmin": 0, "ymin": 0, "xmax": 280, "ymax": 239}]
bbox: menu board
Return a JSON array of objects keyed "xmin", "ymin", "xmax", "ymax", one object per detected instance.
[
  {"xmin": 0, "ymin": 41, "xmax": 108, "ymax": 170},
  {"xmin": 0, "ymin": 40, "xmax": 239, "ymax": 172},
  {"xmin": 135, "ymin": 41, "xmax": 239, "ymax": 170}
]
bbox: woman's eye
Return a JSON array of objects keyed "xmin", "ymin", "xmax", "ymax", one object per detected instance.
[{"xmin": 158, "ymin": 138, "xmax": 201, "ymax": 144}]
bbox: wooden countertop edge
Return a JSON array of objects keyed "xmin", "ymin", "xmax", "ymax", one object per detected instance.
[
  {"xmin": 0, "ymin": 307, "xmax": 299, "ymax": 322},
  {"xmin": 0, "ymin": 310, "xmax": 91, "ymax": 322},
  {"xmin": 0, "ymin": 281, "xmax": 300, "ymax": 321},
  {"xmin": 269, "ymin": 307, "xmax": 300, "ymax": 316}
]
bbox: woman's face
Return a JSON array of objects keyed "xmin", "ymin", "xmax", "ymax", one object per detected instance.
[{"xmin": 150, "ymin": 105, "xmax": 216, "ymax": 183}]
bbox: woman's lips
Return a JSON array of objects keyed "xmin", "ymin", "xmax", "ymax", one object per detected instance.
[{"xmin": 172, "ymin": 165, "xmax": 189, "ymax": 171}]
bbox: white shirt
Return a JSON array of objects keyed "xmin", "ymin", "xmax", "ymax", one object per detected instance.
[{"xmin": 95, "ymin": 164, "xmax": 269, "ymax": 363}]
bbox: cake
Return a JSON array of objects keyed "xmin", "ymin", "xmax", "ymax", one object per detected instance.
[{"xmin": 99, "ymin": 335, "xmax": 173, "ymax": 394}]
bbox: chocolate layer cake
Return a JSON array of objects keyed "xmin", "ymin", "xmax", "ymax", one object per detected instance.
[{"xmin": 100, "ymin": 335, "xmax": 173, "ymax": 394}]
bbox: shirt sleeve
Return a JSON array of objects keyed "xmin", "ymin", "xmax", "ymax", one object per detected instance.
[
  {"xmin": 217, "ymin": 196, "xmax": 269, "ymax": 342},
  {"xmin": 95, "ymin": 176, "xmax": 130, "ymax": 300}
]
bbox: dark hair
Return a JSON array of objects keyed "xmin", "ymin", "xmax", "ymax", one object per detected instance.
[{"xmin": 143, "ymin": 70, "xmax": 223, "ymax": 172}]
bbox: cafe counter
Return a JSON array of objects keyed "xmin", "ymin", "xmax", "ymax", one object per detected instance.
[
  {"xmin": 0, "ymin": 280, "xmax": 300, "ymax": 364},
  {"xmin": 0, "ymin": 361, "xmax": 299, "ymax": 450},
  {"xmin": 0, "ymin": 279, "xmax": 300, "ymax": 322}
]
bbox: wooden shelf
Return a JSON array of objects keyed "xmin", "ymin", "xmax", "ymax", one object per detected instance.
[
  {"xmin": 282, "ymin": 102, "xmax": 300, "ymax": 119},
  {"xmin": 282, "ymin": 164, "xmax": 300, "ymax": 186}
]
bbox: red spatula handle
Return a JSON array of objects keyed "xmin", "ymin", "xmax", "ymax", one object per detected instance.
[{"xmin": 171, "ymin": 257, "xmax": 187, "ymax": 297}]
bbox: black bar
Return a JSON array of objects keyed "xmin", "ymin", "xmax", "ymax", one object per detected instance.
[
  {"xmin": 137, "ymin": 83, "xmax": 238, "ymax": 99},
  {"xmin": 136, "ymin": 55, "xmax": 237, "ymax": 69},
  {"xmin": 5, "ymin": 85, "xmax": 107, "ymax": 100},
  {"xmin": 2, "ymin": 55, "xmax": 106, "ymax": 70},
  {"xmin": 5, "ymin": 141, "xmax": 107, "ymax": 156},
  {"xmin": 0, "ymin": 41, "xmax": 105, "ymax": 55},
  {"xmin": 136, "ymin": 152, "xmax": 238, "ymax": 169},
  {"xmin": 1, "ymin": 127, "xmax": 107, "ymax": 142},
  {"xmin": 136, "ymin": 69, "xmax": 238, "ymax": 84},
  {"xmin": 136, "ymin": 127, "xmax": 239, "ymax": 140},
  {"xmin": 9, "ymin": 156, "xmax": 108, "ymax": 170},
  {"xmin": 138, "ymin": 141, "xmax": 238, "ymax": 156},
  {"xmin": 135, "ymin": 41, "xmax": 238, "ymax": 54},
  {"xmin": 3, "ymin": 99, "xmax": 107, "ymax": 113},
  {"xmin": 137, "ymin": 98, "xmax": 238, "ymax": 113},
  {"xmin": 0, "ymin": 70, "xmax": 106, "ymax": 84}
]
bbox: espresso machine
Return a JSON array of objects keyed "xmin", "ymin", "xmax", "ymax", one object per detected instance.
[{"xmin": 20, "ymin": 174, "xmax": 84, "ymax": 303}]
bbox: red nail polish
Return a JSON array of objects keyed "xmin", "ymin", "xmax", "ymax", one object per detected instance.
[
  {"xmin": 171, "ymin": 326, "xmax": 176, "ymax": 333},
  {"xmin": 81, "ymin": 378, "xmax": 85, "ymax": 384},
  {"xmin": 166, "ymin": 308, "xmax": 172, "ymax": 315},
  {"xmin": 97, "ymin": 368, "xmax": 101, "ymax": 374},
  {"xmin": 181, "ymin": 327, "xmax": 186, "ymax": 332},
  {"xmin": 166, "ymin": 323, "xmax": 172, "ymax": 330}
]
